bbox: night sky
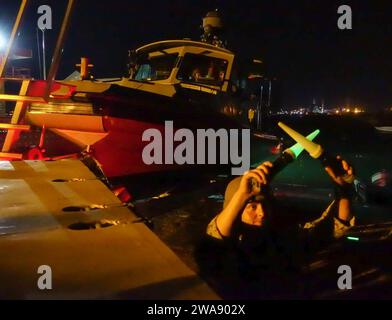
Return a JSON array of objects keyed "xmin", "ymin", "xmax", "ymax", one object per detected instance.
[{"xmin": 1, "ymin": 0, "xmax": 392, "ymax": 110}]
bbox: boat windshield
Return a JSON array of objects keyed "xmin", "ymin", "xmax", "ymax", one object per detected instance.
[
  {"xmin": 132, "ymin": 52, "xmax": 178, "ymax": 81},
  {"xmin": 177, "ymin": 53, "xmax": 228, "ymax": 86}
]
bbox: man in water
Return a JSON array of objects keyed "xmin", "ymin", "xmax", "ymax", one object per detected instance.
[
  {"xmin": 208, "ymin": 156, "xmax": 355, "ymax": 240},
  {"xmin": 197, "ymin": 156, "xmax": 356, "ymax": 298}
]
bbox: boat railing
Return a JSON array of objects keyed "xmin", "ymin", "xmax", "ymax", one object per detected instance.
[{"xmin": 0, "ymin": 0, "xmax": 76, "ymax": 158}]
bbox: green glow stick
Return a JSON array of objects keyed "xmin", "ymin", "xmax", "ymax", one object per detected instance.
[
  {"xmin": 347, "ymin": 236, "xmax": 359, "ymax": 241},
  {"xmin": 279, "ymin": 122, "xmax": 324, "ymax": 158},
  {"xmin": 288, "ymin": 129, "xmax": 320, "ymax": 158}
]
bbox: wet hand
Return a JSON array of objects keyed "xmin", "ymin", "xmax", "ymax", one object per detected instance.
[
  {"xmin": 325, "ymin": 156, "xmax": 355, "ymax": 186},
  {"xmin": 238, "ymin": 162, "xmax": 273, "ymax": 199}
]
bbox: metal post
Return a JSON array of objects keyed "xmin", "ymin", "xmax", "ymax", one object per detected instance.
[
  {"xmin": 257, "ymin": 84, "xmax": 264, "ymax": 131},
  {"xmin": 268, "ymin": 80, "xmax": 272, "ymax": 108},
  {"xmin": 267, "ymin": 79, "xmax": 272, "ymax": 116},
  {"xmin": 45, "ymin": 0, "xmax": 76, "ymax": 99},
  {"xmin": 36, "ymin": 28, "xmax": 42, "ymax": 79},
  {"xmin": 42, "ymin": 29, "xmax": 46, "ymax": 80}
]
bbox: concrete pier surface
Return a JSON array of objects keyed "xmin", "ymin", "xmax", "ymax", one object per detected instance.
[{"xmin": 0, "ymin": 160, "xmax": 219, "ymax": 299}]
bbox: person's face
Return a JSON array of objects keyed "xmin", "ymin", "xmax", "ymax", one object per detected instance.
[
  {"xmin": 193, "ymin": 70, "xmax": 201, "ymax": 80},
  {"xmin": 241, "ymin": 201, "xmax": 266, "ymax": 227}
]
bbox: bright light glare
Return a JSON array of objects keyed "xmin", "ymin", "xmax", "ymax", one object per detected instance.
[{"xmin": 0, "ymin": 33, "xmax": 7, "ymax": 50}]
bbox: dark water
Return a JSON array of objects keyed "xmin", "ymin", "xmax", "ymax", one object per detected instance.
[
  {"xmin": 150, "ymin": 183, "xmax": 392, "ymax": 299},
  {"xmin": 1, "ymin": 113, "xmax": 392, "ymax": 299}
]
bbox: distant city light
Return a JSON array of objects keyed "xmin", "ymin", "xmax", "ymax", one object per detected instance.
[{"xmin": 276, "ymin": 104, "xmax": 365, "ymax": 116}]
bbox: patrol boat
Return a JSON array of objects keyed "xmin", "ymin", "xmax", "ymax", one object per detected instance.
[{"xmin": 1, "ymin": 9, "xmax": 260, "ymax": 180}]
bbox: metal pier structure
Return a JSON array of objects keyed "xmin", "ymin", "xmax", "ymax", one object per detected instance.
[{"xmin": 0, "ymin": 160, "xmax": 219, "ymax": 299}]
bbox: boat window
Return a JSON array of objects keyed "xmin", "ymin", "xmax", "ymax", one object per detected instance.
[
  {"xmin": 177, "ymin": 53, "xmax": 228, "ymax": 86},
  {"xmin": 133, "ymin": 53, "xmax": 178, "ymax": 81}
]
